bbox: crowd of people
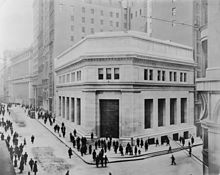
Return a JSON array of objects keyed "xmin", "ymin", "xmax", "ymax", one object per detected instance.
[{"xmin": 0, "ymin": 103, "xmax": 38, "ymax": 175}]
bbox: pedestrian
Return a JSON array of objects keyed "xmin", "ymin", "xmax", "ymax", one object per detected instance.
[
  {"xmin": 156, "ymin": 138, "xmax": 159, "ymax": 147},
  {"xmin": 14, "ymin": 158, "xmax": 17, "ymax": 167},
  {"xmin": 168, "ymin": 146, "xmax": 172, "ymax": 153},
  {"xmin": 24, "ymin": 152, "xmax": 28, "ymax": 165},
  {"xmin": 92, "ymin": 150, "xmax": 96, "ymax": 161},
  {"xmin": 29, "ymin": 158, "xmax": 34, "ymax": 171},
  {"xmin": 191, "ymin": 136, "xmax": 194, "ymax": 145},
  {"xmin": 24, "ymin": 138, "xmax": 26, "ymax": 146},
  {"xmin": 144, "ymin": 140, "xmax": 148, "ymax": 151},
  {"xmin": 19, "ymin": 159, "xmax": 24, "ymax": 173},
  {"xmin": 171, "ymin": 154, "xmax": 176, "ymax": 165},
  {"xmin": 189, "ymin": 146, "xmax": 192, "ymax": 157},
  {"xmin": 91, "ymin": 132, "xmax": 94, "ymax": 140},
  {"xmin": 134, "ymin": 146, "xmax": 137, "ymax": 156},
  {"xmin": 104, "ymin": 155, "xmax": 109, "ymax": 167},
  {"xmin": 140, "ymin": 138, "xmax": 144, "ymax": 148},
  {"xmin": 96, "ymin": 155, "xmax": 99, "ymax": 168},
  {"xmin": 31, "ymin": 135, "xmax": 35, "ymax": 144},
  {"xmin": 65, "ymin": 170, "xmax": 69, "ymax": 175},
  {"xmin": 68, "ymin": 147, "xmax": 73, "ymax": 158},
  {"xmin": 33, "ymin": 161, "xmax": 38, "ymax": 175}
]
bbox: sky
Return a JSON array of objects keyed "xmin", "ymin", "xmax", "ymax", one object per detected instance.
[{"xmin": 0, "ymin": 0, "xmax": 33, "ymax": 63}]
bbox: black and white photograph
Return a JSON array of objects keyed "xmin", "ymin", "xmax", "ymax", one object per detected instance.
[{"xmin": 0, "ymin": 0, "xmax": 218, "ymax": 174}]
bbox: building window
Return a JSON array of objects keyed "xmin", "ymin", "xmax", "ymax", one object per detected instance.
[
  {"xmin": 110, "ymin": 11, "xmax": 113, "ymax": 17},
  {"xmin": 59, "ymin": 76, "xmax": 62, "ymax": 84},
  {"xmin": 110, "ymin": 21, "xmax": 113, "ymax": 26},
  {"xmin": 91, "ymin": 8, "xmax": 94, "ymax": 14},
  {"xmin": 77, "ymin": 71, "xmax": 81, "ymax": 81},
  {"xmin": 131, "ymin": 13, "xmax": 133, "ymax": 19},
  {"xmin": 140, "ymin": 9, "xmax": 142, "ymax": 15},
  {"xmin": 114, "ymin": 68, "xmax": 119, "ymax": 79},
  {"xmin": 144, "ymin": 69, "xmax": 148, "ymax": 80},
  {"xmin": 144, "ymin": 99, "xmax": 153, "ymax": 129},
  {"xmin": 90, "ymin": 28, "xmax": 94, "ymax": 34},
  {"xmin": 158, "ymin": 99, "xmax": 165, "ymax": 127},
  {"xmin": 149, "ymin": 69, "xmax": 153, "ymax": 80},
  {"xmin": 77, "ymin": 98, "xmax": 81, "ymax": 125},
  {"xmin": 82, "ymin": 7, "xmax": 85, "ymax": 13},
  {"xmin": 106, "ymin": 68, "xmax": 111, "ymax": 80},
  {"xmin": 71, "ymin": 98, "xmax": 75, "ymax": 122},
  {"xmin": 135, "ymin": 11, "xmax": 137, "ymax": 17},
  {"xmin": 124, "ymin": 13, "xmax": 127, "ymax": 20},
  {"xmin": 91, "ymin": 18, "xmax": 94, "ymax": 24},
  {"xmin": 157, "ymin": 70, "xmax": 161, "ymax": 81},
  {"xmin": 71, "ymin": 72, "xmax": 75, "ymax": 82},
  {"xmin": 82, "ymin": 17, "xmax": 85, "ymax": 23},
  {"xmin": 62, "ymin": 75, "xmax": 65, "ymax": 83},
  {"xmin": 180, "ymin": 72, "xmax": 183, "ymax": 82},
  {"xmin": 116, "ymin": 22, "xmax": 119, "ymax": 27},
  {"xmin": 181, "ymin": 98, "xmax": 187, "ymax": 123},
  {"xmin": 66, "ymin": 74, "xmax": 70, "ymax": 82},
  {"xmin": 183, "ymin": 73, "xmax": 187, "ymax": 82},
  {"xmin": 71, "ymin": 16, "xmax": 74, "ymax": 21},
  {"xmin": 172, "ymin": 7, "xmax": 176, "ymax": 16},
  {"xmin": 101, "ymin": 10, "xmax": 104, "ymax": 16},
  {"xmin": 59, "ymin": 96, "xmax": 61, "ymax": 116},
  {"xmin": 170, "ymin": 98, "xmax": 177, "ymax": 125},
  {"xmin": 169, "ymin": 72, "xmax": 172, "ymax": 81},
  {"xmin": 174, "ymin": 72, "xmax": 177, "ymax": 81},
  {"xmin": 116, "ymin": 12, "xmax": 119, "ymax": 18},
  {"xmin": 98, "ymin": 68, "xmax": 103, "ymax": 80},
  {"xmin": 82, "ymin": 27, "xmax": 85, "ymax": 33},
  {"xmin": 71, "ymin": 25, "xmax": 74, "ymax": 31},
  {"xmin": 100, "ymin": 20, "xmax": 104, "ymax": 25},
  {"xmin": 124, "ymin": 23, "xmax": 127, "ymax": 29},
  {"xmin": 100, "ymin": 29, "xmax": 103, "ymax": 32},
  {"xmin": 70, "ymin": 36, "xmax": 74, "ymax": 41},
  {"xmin": 162, "ymin": 70, "xmax": 165, "ymax": 81}
]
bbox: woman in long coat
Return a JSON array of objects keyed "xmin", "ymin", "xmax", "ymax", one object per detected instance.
[{"xmin": 33, "ymin": 161, "xmax": 38, "ymax": 175}]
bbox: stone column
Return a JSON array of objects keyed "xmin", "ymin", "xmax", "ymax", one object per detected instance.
[
  {"xmin": 166, "ymin": 98, "xmax": 170, "ymax": 126},
  {"xmin": 177, "ymin": 98, "xmax": 181, "ymax": 125}
]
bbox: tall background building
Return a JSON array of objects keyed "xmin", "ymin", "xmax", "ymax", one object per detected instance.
[{"xmin": 33, "ymin": 0, "xmax": 151, "ymax": 113}]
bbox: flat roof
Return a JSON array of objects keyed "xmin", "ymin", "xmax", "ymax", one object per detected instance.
[{"xmin": 56, "ymin": 31, "xmax": 194, "ymax": 70}]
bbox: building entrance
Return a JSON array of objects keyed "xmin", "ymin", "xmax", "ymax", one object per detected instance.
[{"xmin": 100, "ymin": 99, "xmax": 119, "ymax": 138}]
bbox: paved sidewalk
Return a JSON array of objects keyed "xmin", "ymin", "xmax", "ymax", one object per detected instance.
[{"xmin": 11, "ymin": 106, "xmax": 203, "ymax": 165}]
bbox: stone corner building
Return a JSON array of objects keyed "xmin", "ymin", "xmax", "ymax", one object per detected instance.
[{"xmin": 55, "ymin": 31, "xmax": 196, "ymax": 143}]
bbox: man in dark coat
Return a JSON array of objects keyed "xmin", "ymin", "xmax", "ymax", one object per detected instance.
[
  {"xmin": 171, "ymin": 155, "xmax": 176, "ymax": 165},
  {"xmin": 68, "ymin": 148, "xmax": 73, "ymax": 158},
  {"xmin": 31, "ymin": 135, "xmax": 35, "ymax": 144},
  {"xmin": 29, "ymin": 158, "xmax": 34, "ymax": 171}
]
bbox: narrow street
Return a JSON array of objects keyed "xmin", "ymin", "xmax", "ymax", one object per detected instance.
[{"xmin": 4, "ymin": 105, "xmax": 203, "ymax": 175}]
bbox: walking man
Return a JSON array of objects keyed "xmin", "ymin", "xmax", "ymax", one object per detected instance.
[
  {"xmin": 29, "ymin": 158, "xmax": 34, "ymax": 171},
  {"xmin": 171, "ymin": 154, "xmax": 176, "ymax": 165}
]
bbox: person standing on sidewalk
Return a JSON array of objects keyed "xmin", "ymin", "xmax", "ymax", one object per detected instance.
[
  {"xmin": 68, "ymin": 147, "xmax": 73, "ymax": 159},
  {"xmin": 29, "ymin": 158, "xmax": 34, "ymax": 171},
  {"xmin": 31, "ymin": 135, "xmax": 35, "ymax": 144},
  {"xmin": 33, "ymin": 161, "xmax": 38, "ymax": 175}
]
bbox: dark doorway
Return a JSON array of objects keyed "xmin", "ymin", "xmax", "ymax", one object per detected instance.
[
  {"xmin": 100, "ymin": 99, "xmax": 119, "ymax": 138},
  {"xmin": 184, "ymin": 131, "xmax": 189, "ymax": 139},
  {"xmin": 161, "ymin": 135, "xmax": 168, "ymax": 145},
  {"xmin": 173, "ymin": 133, "xmax": 179, "ymax": 141},
  {"xmin": 148, "ymin": 138, "xmax": 155, "ymax": 145}
]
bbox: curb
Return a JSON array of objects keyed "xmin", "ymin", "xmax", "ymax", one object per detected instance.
[
  {"xmin": 35, "ymin": 118, "xmax": 95, "ymax": 165},
  {"xmin": 35, "ymin": 118, "xmax": 203, "ymax": 164}
]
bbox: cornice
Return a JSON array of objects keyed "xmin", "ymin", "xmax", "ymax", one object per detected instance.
[{"xmin": 55, "ymin": 55, "xmax": 196, "ymax": 73}]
